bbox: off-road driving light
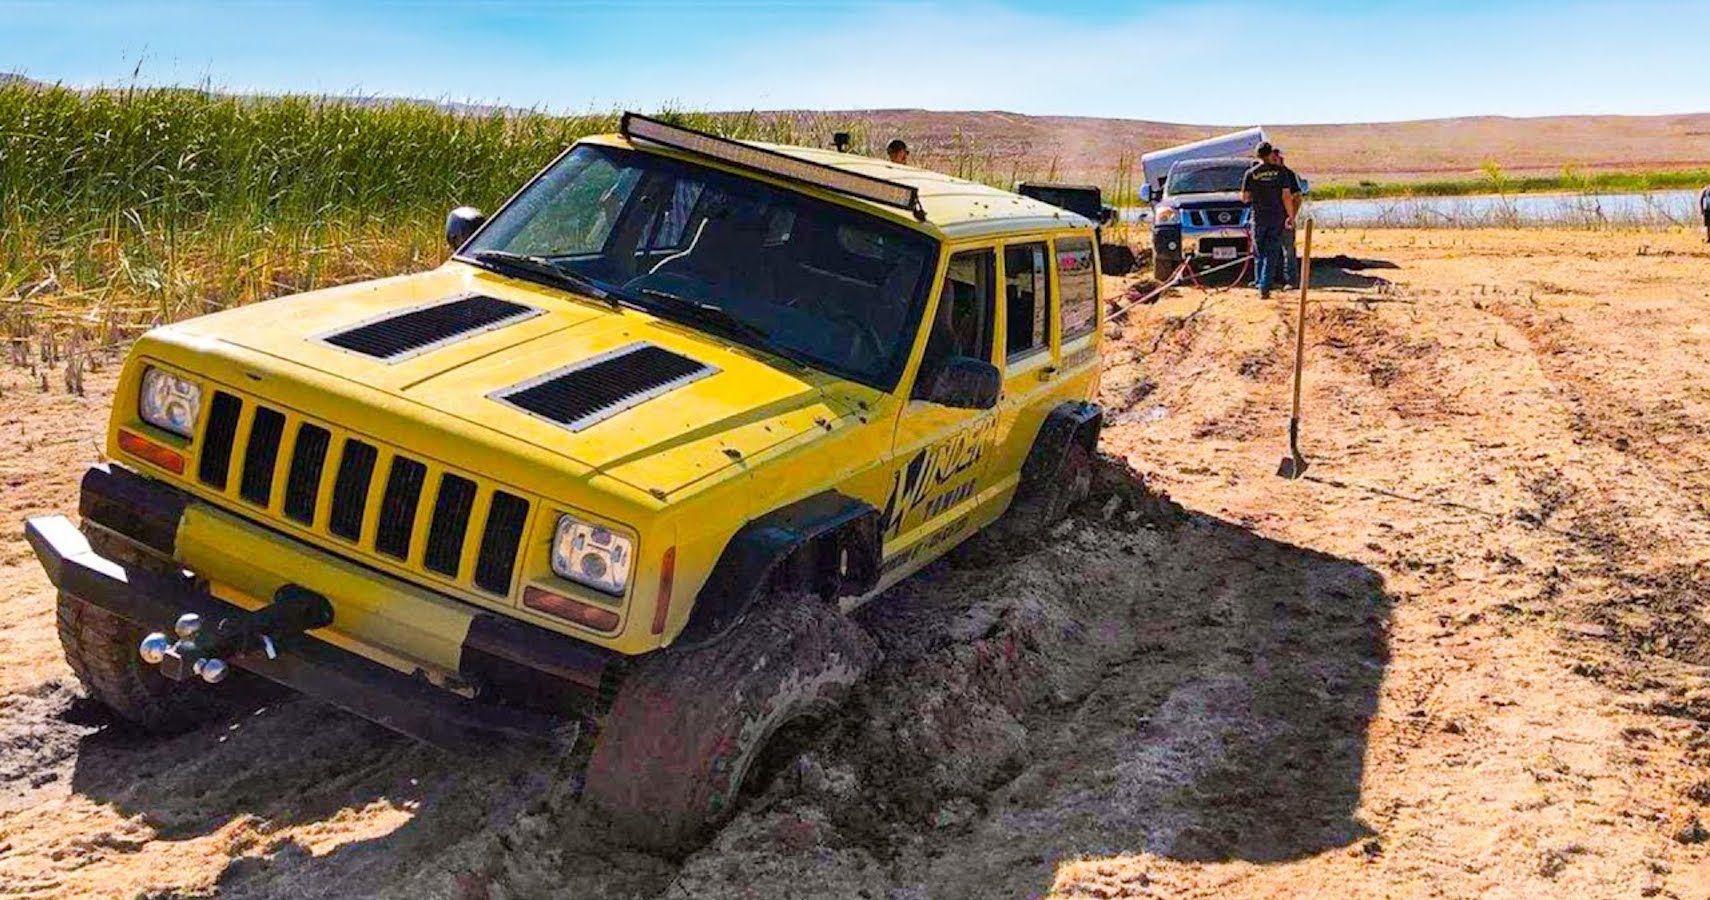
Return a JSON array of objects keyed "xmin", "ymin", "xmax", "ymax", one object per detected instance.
[
  {"xmin": 1154, "ymin": 206, "xmax": 1179, "ymax": 225},
  {"xmin": 621, "ymin": 112, "xmax": 926, "ymax": 220},
  {"xmin": 551, "ymin": 513, "xmax": 634, "ymax": 596},
  {"xmin": 138, "ymin": 366, "xmax": 203, "ymax": 437}
]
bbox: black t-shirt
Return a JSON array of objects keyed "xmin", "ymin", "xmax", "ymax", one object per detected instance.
[{"xmin": 1242, "ymin": 162, "xmax": 1300, "ymax": 227}]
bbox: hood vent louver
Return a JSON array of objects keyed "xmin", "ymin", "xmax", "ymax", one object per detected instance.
[
  {"xmin": 320, "ymin": 293, "xmax": 540, "ymax": 362},
  {"xmin": 491, "ymin": 342, "xmax": 717, "ymax": 432}
]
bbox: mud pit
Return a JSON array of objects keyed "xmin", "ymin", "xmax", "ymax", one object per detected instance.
[{"xmin": 3, "ymin": 229, "xmax": 1708, "ymax": 898}]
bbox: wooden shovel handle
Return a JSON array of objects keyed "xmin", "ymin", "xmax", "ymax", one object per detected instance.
[{"xmin": 1290, "ymin": 220, "xmax": 1313, "ymax": 420}]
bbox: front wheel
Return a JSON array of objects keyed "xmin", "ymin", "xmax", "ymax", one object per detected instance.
[
  {"xmin": 584, "ymin": 593, "xmax": 878, "ymax": 853},
  {"xmin": 1154, "ymin": 252, "xmax": 1182, "ymax": 282},
  {"xmin": 56, "ymin": 592, "xmax": 238, "ymax": 734}
]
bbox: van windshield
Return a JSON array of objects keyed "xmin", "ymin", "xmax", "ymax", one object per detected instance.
[
  {"xmin": 464, "ymin": 145, "xmax": 939, "ymax": 391},
  {"xmin": 1166, "ymin": 164, "xmax": 1250, "ymax": 197}
]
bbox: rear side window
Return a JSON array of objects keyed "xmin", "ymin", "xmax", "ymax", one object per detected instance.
[
  {"xmin": 1056, "ymin": 236, "xmax": 1097, "ymax": 340},
  {"xmin": 1004, "ymin": 243, "xmax": 1049, "ymax": 362}
]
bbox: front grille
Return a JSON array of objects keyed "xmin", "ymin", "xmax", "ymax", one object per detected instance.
[
  {"xmin": 321, "ymin": 294, "xmax": 539, "ymax": 362},
  {"xmin": 491, "ymin": 342, "xmax": 716, "ymax": 432},
  {"xmin": 181, "ymin": 389, "xmax": 537, "ymax": 602},
  {"xmin": 425, "ymin": 474, "xmax": 478, "ymax": 576},
  {"xmin": 328, "ymin": 440, "xmax": 378, "ymax": 541},
  {"xmin": 474, "ymin": 491, "xmax": 531, "ymax": 595},
  {"xmin": 198, "ymin": 391, "xmax": 242, "ymax": 489},
  {"xmin": 283, "ymin": 425, "xmax": 331, "ymax": 524},
  {"xmin": 1191, "ymin": 207, "xmax": 1247, "ymax": 227},
  {"xmin": 239, "ymin": 406, "xmax": 286, "ymax": 506},
  {"xmin": 374, "ymin": 456, "xmax": 427, "ymax": 560}
]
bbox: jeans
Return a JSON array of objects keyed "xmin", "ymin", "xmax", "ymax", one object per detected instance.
[{"xmin": 1253, "ymin": 223, "xmax": 1286, "ymax": 293}]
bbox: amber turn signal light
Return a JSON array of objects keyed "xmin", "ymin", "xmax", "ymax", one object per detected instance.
[
  {"xmin": 651, "ymin": 547, "xmax": 676, "ymax": 635},
  {"xmin": 523, "ymin": 586, "xmax": 620, "ymax": 632},
  {"xmin": 118, "ymin": 429, "xmax": 186, "ymax": 475}
]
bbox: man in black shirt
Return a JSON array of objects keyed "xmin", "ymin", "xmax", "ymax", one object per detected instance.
[{"xmin": 1240, "ymin": 142, "xmax": 1301, "ymax": 298}]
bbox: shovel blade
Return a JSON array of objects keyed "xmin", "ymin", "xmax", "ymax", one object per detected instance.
[{"xmin": 1276, "ymin": 455, "xmax": 1309, "ymax": 479}]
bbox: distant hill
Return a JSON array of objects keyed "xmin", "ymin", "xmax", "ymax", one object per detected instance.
[{"xmin": 778, "ymin": 108, "xmax": 1710, "ymax": 187}]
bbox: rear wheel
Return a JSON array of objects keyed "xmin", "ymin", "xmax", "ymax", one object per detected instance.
[
  {"xmin": 951, "ymin": 438, "xmax": 1094, "ymax": 567},
  {"xmin": 56, "ymin": 592, "xmax": 236, "ymax": 734},
  {"xmin": 585, "ymin": 593, "xmax": 878, "ymax": 853}
]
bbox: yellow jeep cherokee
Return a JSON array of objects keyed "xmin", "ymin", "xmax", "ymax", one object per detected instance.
[{"xmin": 25, "ymin": 114, "xmax": 1104, "ymax": 849}]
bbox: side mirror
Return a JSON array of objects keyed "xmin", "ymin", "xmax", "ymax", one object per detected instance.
[
  {"xmin": 1139, "ymin": 184, "xmax": 1154, "ymax": 203},
  {"xmin": 445, "ymin": 206, "xmax": 486, "ymax": 251},
  {"xmin": 917, "ymin": 356, "xmax": 1001, "ymax": 410}
]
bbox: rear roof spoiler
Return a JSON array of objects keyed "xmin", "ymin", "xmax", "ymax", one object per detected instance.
[{"xmin": 620, "ymin": 113, "xmax": 928, "ymax": 221}]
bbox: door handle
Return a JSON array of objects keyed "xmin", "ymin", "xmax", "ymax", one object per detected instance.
[{"xmin": 1039, "ymin": 365, "xmax": 1058, "ymax": 381}]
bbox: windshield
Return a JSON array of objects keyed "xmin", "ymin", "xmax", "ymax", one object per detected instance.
[
  {"xmin": 464, "ymin": 144, "xmax": 939, "ymax": 390},
  {"xmin": 1166, "ymin": 164, "xmax": 1250, "ymax": 197}
]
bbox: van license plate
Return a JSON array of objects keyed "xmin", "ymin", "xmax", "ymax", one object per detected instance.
[{"xmin": 1212, "ymin": 247, "xmax": 1237, "ymax": 260}]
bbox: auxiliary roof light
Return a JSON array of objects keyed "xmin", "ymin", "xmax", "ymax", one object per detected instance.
[{"xmin": 620, "ymin": 113, "xmax": 927, "ymax": 221}]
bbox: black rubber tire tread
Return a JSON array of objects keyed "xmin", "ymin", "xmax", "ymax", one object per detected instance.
[
  {"xmin": 56, "ymin": 592, "xmax": 233, "ymax": 734},
  {"xmin": 950, "ymin": 439, "xmax": 1094, "ymax": 567},
  {"xmin": 1154, "ymin": 253, "xmax": 1181, "ymax": 283},
  {"xmin": 585, "ymin": 593, "xmax": 878, "ymax": 853}
]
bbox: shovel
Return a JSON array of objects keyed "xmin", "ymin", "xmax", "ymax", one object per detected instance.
[{"xmin": 1277, "ymin": 219, "xmax": 1313, "ymax": 479}]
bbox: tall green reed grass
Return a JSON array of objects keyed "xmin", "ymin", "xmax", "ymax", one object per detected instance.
[{"xmin": 0, "ymin": 82, "xmax": 861, "ymax": 350}]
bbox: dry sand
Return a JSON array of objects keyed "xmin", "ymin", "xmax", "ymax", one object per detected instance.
[{"xmin": 2, "ymin": 228, "xmax": 1708, "ymax": 898}]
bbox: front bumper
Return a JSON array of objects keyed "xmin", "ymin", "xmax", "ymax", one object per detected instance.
[{"xmin": 27, "ymin": 465, "xmax": 627, "ymax": 753}]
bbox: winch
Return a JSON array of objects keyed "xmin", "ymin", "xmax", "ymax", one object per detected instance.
[{"xmin": 138, "ymin": 584, "xmax": 334, "ymax": 684}]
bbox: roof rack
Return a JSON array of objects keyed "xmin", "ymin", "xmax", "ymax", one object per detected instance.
[{"xmin": 620, "ymin": 112, "xmax": 928, "ymax": 222}]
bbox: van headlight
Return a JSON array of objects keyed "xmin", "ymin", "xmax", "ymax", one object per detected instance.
[
  {"xmin": 551, "ymin": 514, "xmax": 633, "ymax": 596},
  {"xmin": 1155, "ymin": 206, "xmax": 1179, "ymax": 224},
  {"xmin": 138, "ymin": 367, "xmax": 203, "ymax": 438}
]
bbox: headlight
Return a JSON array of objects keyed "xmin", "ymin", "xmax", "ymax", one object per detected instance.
[
  {"xmin": 1154, "ymin": 206, "xmax": 1179, "ymax": 224},
  {"xmin": 138, "ymin": 367, "xmax": 203, "ymax": 438},
  {"xmin": 551, "ymin": 514, "xmax": 634, "ymax": 596}
]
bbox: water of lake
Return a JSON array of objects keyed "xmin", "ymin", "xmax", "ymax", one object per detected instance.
[{"xmin": 1123, "ymin": 188, "xmax": 1704, "ymax": 228}]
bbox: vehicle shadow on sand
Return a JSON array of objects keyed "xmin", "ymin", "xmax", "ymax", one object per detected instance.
[{"xmin": 795, "ymin": 457, "xmax": 1394, "ymax": 893}]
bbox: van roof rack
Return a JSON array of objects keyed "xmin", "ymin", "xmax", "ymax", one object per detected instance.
[{"xmin": 620, "ymin": 113, "xmax": 927, "ymax": 222}]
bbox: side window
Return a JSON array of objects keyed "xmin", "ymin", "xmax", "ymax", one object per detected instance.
[
  {"xmin": 1056, "ymin": 235, "xmax": 1098, "ymax": 340},
  {"xmin": 913, "ymin": 249, "xmax": 995, "ymax": 399},
  {"xmin": 1003, "ymin": 242, "xmax": 1049, "ymax": 362}
]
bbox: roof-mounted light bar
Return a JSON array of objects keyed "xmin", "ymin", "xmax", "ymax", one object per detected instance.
[{"xmin": 621, "ymin": 112, "xmax": 927, "ymax": 221}]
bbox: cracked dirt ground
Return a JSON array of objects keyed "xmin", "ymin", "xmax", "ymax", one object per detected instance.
[{"xmin": 1, "ymin": 229, "xmax": 1707, "ymax": 898}]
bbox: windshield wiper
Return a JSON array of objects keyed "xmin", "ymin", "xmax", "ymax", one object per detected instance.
[
  {"xmin": 637, "ymin": 287, "xmax": 773, "ymax": 344},
  {"xmin": 468, "ymin": 250, "xmax": 620, "ymax": 309}
]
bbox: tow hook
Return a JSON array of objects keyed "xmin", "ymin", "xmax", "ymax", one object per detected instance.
[{"xmin": 138, "ymin": 585, "xmax": 334, "ymax": 684}]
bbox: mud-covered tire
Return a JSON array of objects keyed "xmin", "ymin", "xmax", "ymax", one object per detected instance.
[
  {"xmin": 1154, "ymin": 252, "xmax": 1181, "ymax": 283},
  {"xmin": 56, "ymin": 592, "xmax": 236, "ymax": 734},
  {"xmin": 585, "ymin": 593, "xmax": 878, "ymax": 853},
  {"xmin": 950, "ymin": 439, "xmax": 1094, "ymax": 567}
]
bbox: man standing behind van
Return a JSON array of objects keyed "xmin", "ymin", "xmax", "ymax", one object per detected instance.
[{"xmin": 1241, "ymin": 142, "xmax": 1300, "ymax": 299}]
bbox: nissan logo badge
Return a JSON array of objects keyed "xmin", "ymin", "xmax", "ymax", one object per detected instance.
[{"xmin": 1218, "ymin": 211, "xmax": 1232, "ymax": 224}]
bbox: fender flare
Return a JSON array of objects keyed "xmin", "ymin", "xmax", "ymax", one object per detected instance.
[
  {"xmin": 675, "ymin": 491, "xmax": 881, "ymax": 647},
  {"xmin": 1019, "ymin": 401, "xmax": 1104, "ymax": 498}
]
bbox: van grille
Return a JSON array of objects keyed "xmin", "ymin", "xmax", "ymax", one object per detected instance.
[
  {"xmin": 178, "ymin": 389, "xmax": 535, "ymax": 600},
  {"xmin": 491, "ymin": 342, "xmax": 716, "ymax": 432},
  {"xmin": 320, "ymin": 294, "xmax": 539, "ymax": 362}
]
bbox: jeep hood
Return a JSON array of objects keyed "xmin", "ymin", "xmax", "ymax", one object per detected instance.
[{"xmin": 162, "ymin": 264, "xmax": 864, "ymax": 499}]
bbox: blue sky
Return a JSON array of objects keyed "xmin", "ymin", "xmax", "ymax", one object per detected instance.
[{"xmin": 4, "ymin": 1, "xmax": 1706, "ymax": 123}]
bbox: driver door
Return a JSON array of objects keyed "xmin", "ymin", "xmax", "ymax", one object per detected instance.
[{"xmin": 878, "ymin": 247, "xmax": 999, "ymax": 579}]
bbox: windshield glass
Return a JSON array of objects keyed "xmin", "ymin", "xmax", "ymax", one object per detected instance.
[
  {"xmin": 464, "ymin": 145, "xmax": 939, "ymax": 390},
  {"xmin": 1166, "ymin": 163, "xmax": 1250, "ymax": 197}
]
